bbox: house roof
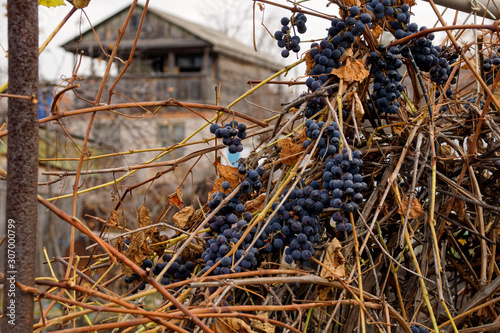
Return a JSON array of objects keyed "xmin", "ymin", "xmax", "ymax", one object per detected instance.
[{"xmin": 60, "ymin": 3, "xmax": 284, "ymax": 72}]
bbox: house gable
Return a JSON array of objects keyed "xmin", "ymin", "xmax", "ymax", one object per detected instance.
[{"xmin": 60, "ymin": 3, "xmax": 283, "ymax": 71}]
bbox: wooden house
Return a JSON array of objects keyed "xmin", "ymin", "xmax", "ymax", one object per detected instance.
[
  {"xmin": 57, "ymin": 3, "xmax": 285, "ymax": 221},
  {"xmin": 61, "ymin": 3, "xmax": 284, "ymax": 113}
]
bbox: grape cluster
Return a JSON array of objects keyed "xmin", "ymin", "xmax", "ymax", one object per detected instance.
[
  {"xmin": 274, "ymin": 13, "xmax": 307, "ymax": 58},
  {"xmin": 154, "ymin": 255, "xmax": 194, "ymax": 285},
  {"xmin": 124, "ymin": 258, "xmax": 153, "ymax": 294},
  {"xmin": 203, "ymin": 164, "xmax": 266, "ymax": 275},
  {"xmin": 210, "ymin": 120, "xmax": 247, "ymax": 154},
  {"xmin": 303, "ymin": 119, "xmax": 342, "ymax": 159},
  {"xmin": 242, "ymin": 166, "xmax": 265, "ymax": 193},
  {"xmin": 463, "ymin": 95, "xmax": 485, "ymax": 111},
  {"xmin": 306, "ymin": 6, "xmax": 372, "ymax": 92},
  {"xmin": 323, "ymin": 149, "xmax": 366, "ymax": 232},
  {"xmin": 410, "ymin": 324, "xmax": 429, "ymax": 333},
  {"xmin": 483, "ymin": 49, "xmax": 500, "ymax": 84},
  {"xmin": 270, "ymin": 183, "xmax": 328, "ymax": 266},
  {"xmin": 236, "ymin": 162, "xmax": 265, "ymax": 193},
  {"xmin": 366, "ymin": 0, "xmax": 410, "ymax": 23},
  {"xmin": 202, "ymin": 211, "xmax": 260, "ymax": 274},
  {"xmin": 411, "ymin": 41, "xmax": 459, "ymax": 86},
  {"xmin": 369, "ymin": 46, "xmax": 405, "ymax": 114}
]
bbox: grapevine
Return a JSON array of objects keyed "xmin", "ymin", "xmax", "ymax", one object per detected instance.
[{"xmin": 14, "ymin": 1, "xmax": 500, "ymax": 332}]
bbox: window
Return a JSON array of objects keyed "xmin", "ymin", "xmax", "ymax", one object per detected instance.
[
  {"xmin": 150, "ymin": 56, "xmax": 165, "ymax": 73},
  {"xmin": 130, "ymin": 13, "xmax": 141, "ymax": 29},
  {"xmin": 175, "ymin": 54, "xmax": 203, "ymax": 72},
  {"xmin": 159, "ymin": 122, "xmax": 185, "ymax": 158}
]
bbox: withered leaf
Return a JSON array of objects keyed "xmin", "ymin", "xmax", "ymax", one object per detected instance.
[
  {"xmin": 245, "ymin": 194, "xmax": 266, "ymax": 213},
  {"xmin": 317, "ymin": 285, "xmax": 335, "ymax": 302},
  {"xmin": 438, "ymin": 144, "xmax": 452, "ymax": 156},
  {"xmin": 150, "ymin": 230, "xmax": 168, "ymax": 256},
  {"xmin": 106, "ymin": 209, "xmax": 119, "ymax": 227},
  {"xmin": 338, "ymin": 47, "xmax": 353, "ymax": 63},
  {"xmin": 305, "ymin": 47, "xmax": 320, "ymax": 75},
  {"xmin": 217, "ymin": 163, "xmax": 240, "ymax": 182},
  {"xmin": 353, "ymin": 92, "xmax": 365, "ymax": 122},
  {"xmin": 371, "ymin": 25, "xmax": 383, "ymax": 39},
  {"xmin": 320, "ymin": 238, "xmax": 347, "ymax": 280},
  {"xmin": 187, "ymin": 241, "xmax": 204, "ymax": 254},
  {"xmin": 250, "ymin": 312, "xmax": 275, "ymax": 333},
  {"xmin": 330, "ymin": 58, "xmax": 369, "ymax": 82},
  {"xmin": 342, "ymin": 0, "xmax": 358, "ymax": 7},
  {"xmin": 168, "ymin": 188, "xmax": 184, "ymax": 209},
  {"xmin": 173, "ymin": 205, "xmax": 195, "ymax": 230},
  {"xmin": 122, "ymin": 229, "xmax": 153, "ymax": 276},
  {"xmin": 138, "ymin": 205, "xmax": 152, "ymax": 230},
  {"xmin": 398, "ymin": 197, "xmax": 424, "ymax": 219},
  {"xmin": 188, "ymin": 208, "xmax": 204, "ymax": 228},
  {"xmin": 39, "ymin": 0, "xmax": 65, "ymax": 7},
  {"xmin": 211, "ymin": 317, "xmax": 256, "ymax": 333},
  {"xmin": 210, "ymin": 162, "xmax": 241, "ymax": 198},
  {"xmin": 279, "ymin": 137, "xmax": 303, "ymax": 166},
  {"xmin": 121, "ymin": 205, "xmax": 155, "ymax": 275},
  {"xmin": 74, "ymin": 0, "xmax": 91, "ymax": 8},
  {"xmin": 402, "ymin": 0, "xmax": 416, "ymax": 6},
  {"xmin": 452, "ymin": 200, "xmax": 466, "ymax": 222}
]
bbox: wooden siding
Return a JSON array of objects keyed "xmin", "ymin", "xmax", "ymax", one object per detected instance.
[{"xmin": 79, "ymin": 8, "xmax": 207, "ymax": 51}]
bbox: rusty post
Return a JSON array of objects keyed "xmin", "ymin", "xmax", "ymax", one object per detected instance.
[{"xmin": 2, "ymin": 0, "xmax": 39, "ymax": 331}]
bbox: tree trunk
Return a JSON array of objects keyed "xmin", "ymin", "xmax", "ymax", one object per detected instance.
[{"xmin": 2, "ymin": 0, "xmax": 39, "ymax": 331}]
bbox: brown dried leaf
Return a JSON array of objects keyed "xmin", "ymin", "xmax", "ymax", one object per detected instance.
[
  {"xmin": 438, "ymin": 144, "xmax": 452, "ymax": 156},
  {"xmin": 245, "ymin": 194, "xmax": 266, "ymax": 213},
  {"xmin": 122, "ymin": 229, "xmax": 153, "ymax": 276},
  {"xmin": 330, "ymin": 58, "xmax": 369, "ymax": 82},
  {"xmin": 343, "ymin": 0, "xmax": 358, "ymax": 7},
  {"xmin": 353, "ymin": 92, "xmax": 365, "ymax": 122},
  {"xmin": 218, "ymin": 163, "xmax": 240, "ymax": 182},
  {"xmin": 320, "ymin": 238, "xmax": 347, "ymax": 280},
  {"xmin": 138, "ymin": 205, "xmax": 152, "ymax": 229},
  {"xmin": 305, "ymin": 47, "xmax": 319, "ymax": 75},
  {"xmin": 401, "ymin": 0, "xmax": 416, "ymax": 6},
  {"xmin": 106, "ymin": 209, "xmax": 119, "ymax": 227},
  {"xmin": 398, "ymin": 197, "xmax": 424, "ymax": 219},
  {"xmin": 338, "ymin": 47, "xmax": 353, "ymax": 63},
  {"xmin": 317, "ymin": 285, "xmax": 335, "ymax": 301},
  {"xmin": 188, "ymin": 208, "xmax": 205, "ymax": 228},
  {"xmin": 452, "ymin": 200, "xmax": 466, "ymax": 222},
  {"xmin": 279, "ymin": 137, "xmax": 303, "ymax": 166},
  {"xmin": 173, "ymin": 205, "xmax": 195, "ymax": 230},
  {"xmin": 168, "ymin": 188, "xmax": 184, "ymax": 209},
  {"xmin": 209, "ymin": 163, "xmax": 242, "ymax": 198},
  {"xmin": 371, "ymin": 25, "xmax": 383, "ymax": 39},
  {"xmin": 73, "ymin": 0, "xmax": 90, "ymax": 8},
  {"xmin": 211, "ymin": 317, "xmax": 256, "ymax": 333},
  {"xmin": 187, "ymin": 241, "xmax": 204, "ymax": 254},
  {"xmin": 149, "ymin": 230, "xmax": 168, "ymax": 256},
  {"xmin": 250, "ymin": 312, "xmax": 275, "ymax": 333}
]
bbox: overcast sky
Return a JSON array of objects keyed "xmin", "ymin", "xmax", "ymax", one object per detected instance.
[{"xmin": 0, "ymin": 0, "xmax": 480, "ymax": 83}]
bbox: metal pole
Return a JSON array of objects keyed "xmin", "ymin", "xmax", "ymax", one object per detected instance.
[
  {"xmin": 3, "ymin": 0, "xmax": 39, "ymax": 331},
  {"xmin": 423, "ymin": 0, "xmax": 500, "ymax": 20}
]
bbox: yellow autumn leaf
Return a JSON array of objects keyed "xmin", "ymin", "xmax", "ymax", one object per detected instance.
[{"xmin": 39, "ymin": 0, "xmax": 66, "ymax": 7}]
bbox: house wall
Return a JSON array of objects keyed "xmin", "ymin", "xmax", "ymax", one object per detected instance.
[{"xmin": 215, "ymin": 53, "xmax": 283, "ymax": 118}]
